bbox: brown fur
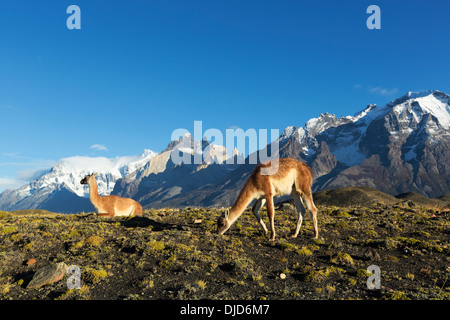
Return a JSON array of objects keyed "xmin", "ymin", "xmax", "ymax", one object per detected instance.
[
  {"xmin": 80, "ymin": 173, "xmax": 143, "ymax": 217},
  {"xmin": 217, "ymin": 158, "xmax": 318, "ymax": 241}
]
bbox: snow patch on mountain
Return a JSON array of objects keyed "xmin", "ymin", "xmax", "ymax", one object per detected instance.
[
  {"xmin": 16, "ymin": 150, "xmax": 157, "ymax": 199},
  {"xmin": 277, "ymin": 90, "xmax": 450, "ymax": 167},
  {"xmin": 398, "ymin": 91, "xmax": 450, "ymax": 129}
]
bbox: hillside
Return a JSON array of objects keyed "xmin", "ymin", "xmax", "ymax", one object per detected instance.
[
  {"xmin": 312, "ymin": 187, "xmax": 399, "ymax": 207},
  {"xmin": 0, "ymin": 201, "xmax": 448, "ymax": 301},
  {"xmin": 312, "ymin": 187, "xmax": 450, "ymax": 208}
]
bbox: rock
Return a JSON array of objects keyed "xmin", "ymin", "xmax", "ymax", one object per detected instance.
[
  {"xmin": 25, "ymin": 259, "xmax": 37, "ymax": 266},
  {"xmin": 279, "ymin": 202, "xmax": 294, "ymax": 210},
  {"xmin": 194, "ymin": 219, "xmax": 202, "ymax": 224},
  {"xmin": 27, "ymin": 262, "xmax": 68, "ymax": 289},
  {"xmin": 280, "ymin": 273, "xmax": 286, "ymax": 280},
  {"xmin": 363, "ymin": 249, "xmax": 381, "ymax": 262}
]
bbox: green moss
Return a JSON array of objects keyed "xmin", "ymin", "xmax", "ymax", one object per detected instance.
[
  {"xmin": 235, "ymin": 258, "xmax": 254, "ymax": 271},
  {"xmin": 139, "ymin": 276, "xmax": 155, "ymax": 289},
  {"xmin": 67, "ymin": 230, "xmax": 81, "ymax": 238},
  {"xmin": 332, "ymin": 210, "xmax": 351, "ymax": 217},
  {"xmin": 147, "ymin": 240, "xmax": 165, "ymax": 251},
  {"xmin": 1, "ymin": 226, "xmax": 17, "ymax": 234},
  {"xmin": 0, "ymin": 211, "xmax": 10, "ymax": 219},
  {"xmin": 84, "ymin": 235, "xmax": 104, "ymax": 247},
  {"xmin": 382, "ymin": 291, "xmax": 410, "ymax": 300},
  {"xmin": 84, "ymin": 268, "xmax": 108, "ymax": 284},
  {"xmin": 301, "ymin": 266, "xmax": 344, "ymax": 282},
  {"xmin": 71, "ymin": 241, "xmax": 84, "ymax": 250},
  {"xmin": 280, "ymin": 242, "xmax": 299, "ymax": 252},
  {"xmin": 0, "ymin": 283, "xmax": 11, "ymax": 295},
  {"xmin": 414, "ymin": 231, "xmax": 431, "ymax": 238},
  {"xmin": 9, "ymin": 233, "xmax": 22, "ymax": 242},
  {"xmin": 356, "ymin": 269, "xmax": 371, "ymax": 278},
  {"xmin": 307, "ymin": 245, "xmax": 320, "ymax": 251},
  {"xmin": 173, "ymin": 243, "xmax": 193, "ymax": 252},
  {"xmin": 159, "ymin": 255, "xmax": 178, "ymax": 269},
  {"xmin": 432, "ymin": 244, "xmax": 444, "ymax": 253},
  {"xmin": 365, "ymin": 237, "xmax": 399, "ymax": 249},
  {"xmin": 196, "ymin": 280, "xmax": 206, "ymax": 290},
  {"xmin": 303, "ymin": 269, "xmax": 328, "ymax": 282},
  {"xmin": 296, "ymin": 247, "xmax": 313, "ymax": 256},
  {"xmin": 22, "ymin": 242, "xmax": 35, "ymax": 251},
  {"xmin": 330, "ymin": 252, "xmax": 354, "ymax": 266},
  {"xmin": 385, "ymin": 255, "xmax": 399, "ymax": 261},
  {"xmin": 364, "ymin": 229, "xmax": 378, "ymax": 237},
  {"xmin": 383, "ymin": 237, "xmax": 399, "ymax": 249},
  {"xmin": 347, "ymin": 236, "xmax": 357, "ymax": 243},
  {"xmin": 85, "ymin": 250, "xmax": 97, "ymax": 258},
  {"xmin": 313, "ymin": 238, "xmax": 325, "ymax": 245}
]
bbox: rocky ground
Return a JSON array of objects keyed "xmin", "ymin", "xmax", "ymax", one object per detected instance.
[{"xmin": 0, "ymin": 200, "xmax": 449, "ymax": 301}]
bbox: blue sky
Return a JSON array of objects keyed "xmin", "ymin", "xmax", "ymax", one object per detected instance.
[{"xmin": 1, "ymin": 0, "xmax": 449, "ymax": 191}]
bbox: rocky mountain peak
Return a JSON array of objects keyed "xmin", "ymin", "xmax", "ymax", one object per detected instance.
[{"xmin": 1, "ymin": 90, "xmax": 449, "ymax": 212}]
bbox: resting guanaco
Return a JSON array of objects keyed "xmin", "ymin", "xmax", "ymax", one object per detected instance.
[
  {"xmin": 217, "ymin": 158, "xmax": 318, "ymax": 241},
  {"xmin": 80, "ymin": 173, "xmax": 143, "ymax": 217}
]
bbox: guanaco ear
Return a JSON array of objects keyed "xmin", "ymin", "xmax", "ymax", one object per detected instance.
[
  {"xmin": 92, "ymin": 172, "xmax": 98, "ymax": 177},
  {"xmin": 224, "ymin": 209, "xmax": 229, "ymax": 218}
]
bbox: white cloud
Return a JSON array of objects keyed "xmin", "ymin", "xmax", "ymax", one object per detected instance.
[
  {"xmin": 16, "ymin": 168, "xmax": 50, "ymax": 181},
  {"xmin": 368, "ymin": 86, "xmax": 399, "ymax": 97},
  {"xmin": 0, "ymin": 153, "xmax": 56, "ymax": 192},
  {"xmin": 90, "ymin": 144, "xmax": 108, "ymax": 152},
  {"xmin": 0, "ymin": 177, "xmax": 24, "ymax": 191},
  {"xmin": 59, "ymin": 155, "xmax": 143, "ymax": 172},
  {"xmin": 353, "ymin": 84, "xmax": 399, "ymax": 97}
]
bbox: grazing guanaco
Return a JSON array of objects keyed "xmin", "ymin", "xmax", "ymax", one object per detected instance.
[
  {"xmin": 80, "ymin": 173, "xmax": 143, "ymax": 217},
  {"xmin": 217, "ymin": 158, "xmax": 318, "ymax": 241}
]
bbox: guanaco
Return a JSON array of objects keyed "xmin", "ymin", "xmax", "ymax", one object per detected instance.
[
  {"xmin": 80, "ymin": 173, "xmax": 143, "ymax": 217},
  {"xmin": 217, "ymin": 158, "xmax": 318, "ymax": 241}
]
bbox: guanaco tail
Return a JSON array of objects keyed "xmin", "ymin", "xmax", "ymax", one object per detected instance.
[
  {"xmin": 216, "ymin": 158, "xmax": 318, "ymax": 241},
  {"xmin": 80, "ymin": 173, "xmax": 143, "ymax": 217}
]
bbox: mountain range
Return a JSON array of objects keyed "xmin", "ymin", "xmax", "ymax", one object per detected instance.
[
  {"xmin": 1, "ymin": 90, "xmax": 449, "ymax": 213},
  {"xmin": 0, "ymin": 150, "xmax": 156, "ymax": 213}
]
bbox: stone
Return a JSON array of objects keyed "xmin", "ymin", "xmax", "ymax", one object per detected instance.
[
  {"xmin": 25, "ymin": 259, "xmax": 37, "ymax": 266},
  {"xmin": 363, "ymin": 249, "xmax": 381, "ymax": 262},
  {"xmin": 27, "ymin": 262, "xmax": 68, "ymax": 289}
]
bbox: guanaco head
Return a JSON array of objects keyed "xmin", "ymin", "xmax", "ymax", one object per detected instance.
[
  {"xmin": 217, "ymin": 209, "xmax": 231, "ymax": 235},
  {"xmin": 80, "ymin": 172, "xmax": 98, "ymax": 185}
]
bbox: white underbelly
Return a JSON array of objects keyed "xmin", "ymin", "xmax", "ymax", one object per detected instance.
[
  {"xmin": 272, "ymin": 171, "xmax": 295, "ymax": 196},
  {"xmin": 94, "ymin": 205, "xmax": 107, "ymax": 214},
  {"xmin": 114, "ymin": 206, "xmax": 133, "ymax": 216}
]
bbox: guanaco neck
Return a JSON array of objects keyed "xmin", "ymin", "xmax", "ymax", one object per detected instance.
[
  {"xmin": 228, "ymin": 181, "xmax": 257, "ymax": 223},
  {"xmin": 88, "ymin": 178, "xmax": 101, "ymax": 204}
]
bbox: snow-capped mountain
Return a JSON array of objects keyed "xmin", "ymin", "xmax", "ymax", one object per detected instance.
[
  {"xmin": 0, "ymin": 150, "xmax": 156, "ymax": 213},
  {"xmin": 1, "ymin": 90, "xmax": 448, "ymax": 212},
  {"xmin": 144, "ymin": 89, "xmax": 449, "ymax": 208},
  {"xmin": 112, "ymin": 134, "xmax": 242, "ymax": 208},
  {"xmin": 278, "ymin": 90, "xmax": 450, "ymax": 197},
  {"xmin": 279, "ymin": 90, "xmax": 450, "ymax": 166}
]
